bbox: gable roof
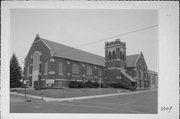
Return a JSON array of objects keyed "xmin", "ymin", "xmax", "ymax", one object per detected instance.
[
  {"xmin": 126, "ymin": 54, "xmax": 140, "ymax": 67},
  {"xmin": 40, "ymin": 38, "xmax": 105, "ymax": 67},
  {"xmin": 33, "ymin": 35, "xmax": 144, "ymax": 68}
]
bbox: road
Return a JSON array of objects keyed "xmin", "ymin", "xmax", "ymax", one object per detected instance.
[{"xmin": 10, "ymin": 90, "xmax": 157, "ymax": 114}]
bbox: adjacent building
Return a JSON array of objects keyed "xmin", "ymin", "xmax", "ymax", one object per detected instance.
[
  {"xmin": 24, "ymin": 34, "xmax": 157, "ymax": 90},
  {"xmin": 148, "ymin": 70, "xmax": 158, "ymax": 89}
]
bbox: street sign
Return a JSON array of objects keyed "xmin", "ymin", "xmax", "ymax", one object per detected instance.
[
  {"xmin": 23, "ymin": 80, "xmax": 27, "ymax": 84},
  {"xmin": 46, "ymin": 79, "xmax": 54, "ymax": 84}
]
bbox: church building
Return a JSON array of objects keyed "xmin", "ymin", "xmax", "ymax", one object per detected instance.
[{"xmin": 24, "ymin": 34, "xmax": 153, "ymax": 90}]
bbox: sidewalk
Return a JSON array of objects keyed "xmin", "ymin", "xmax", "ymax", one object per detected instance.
[{"xmin": 11, "ymin": 89, "xmax": 157, "ymax": 102}]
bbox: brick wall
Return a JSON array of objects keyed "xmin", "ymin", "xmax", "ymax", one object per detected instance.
[{"xmin": 24, "ymin": 39, "xmax": 105, "ymax": 88}]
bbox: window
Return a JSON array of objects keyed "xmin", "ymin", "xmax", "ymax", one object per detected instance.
[
  {"xmin": 144, "ymin": 72, "xmax": 146, "ymax": 79},
  {"xmin": 120, "ymin": 51, "xmax": 122, "ymax": 60},
  {"xmin": 124, "ymin": 51, "xmax": 126, "ymax": 60},
  {"xmin": 139, "ymin": 70, "xmax": 141, "ymax": 78},
  {"xmin": 86, "ymin": 66, "xmax": 92, "ymax": 76},
  {"xmin": 30, "ymin": 65, "xmax": 33, "ymax": 74},
  {"xmin": 27, "ymin": 66, "xmax": 29, "ymax": 76},
  {"xmin": 122, "ymin": 52, "xmax": 125, "ymax": 60},
  {"xmin": 137, "ymin": 64, "xmax": 140, "ymax": 70},
  {"xmin": 140, "ymin": 70, "xmax": 143, "ymax": 78},
  {"xmin": 39, "ymin": 63, "xmax": 42, "ymax": 73},
  {"xmin": 135, "ymin": 70, "xmax": 138, "ymax": 77},
  {"xmin": 108, "ymin": 52, "xmax": 112, "ymax": 60},
  {"xmin": 33, "ymin": 51, "xmax": 41, "ymax": 70},
  {"xmin": 58, "ymin": 62, "xmax": 63, "ymax": 74},
  {"xmin": 72, "ymin": 63, "xmax": 80, "ymax": 74},
  {"xmin": 98, "ymin": 68, "xmax": 102, "ymax": 77},
  {"xmin": 112, "ymin": 50, "xmax": 116, "ymax": 59},
  {"xmin": 45, "ymin": 61, "xmax": 48, "ymax": 74}
]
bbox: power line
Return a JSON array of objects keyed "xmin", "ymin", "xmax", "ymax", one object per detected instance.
[{"xmin": 58, "ymin": 24, "xmax": 158, "ymax": 53}]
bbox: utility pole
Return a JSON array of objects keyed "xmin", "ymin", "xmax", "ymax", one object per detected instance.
[
  {"xmin": 22, "ymin": 61, "xmax": 26, "ymax": 99},
  {"xmin": 99, "ymin": 70, "xmax": 101, "ymax": 95},
  {"xmin": 24, "ymin": 80, "xmax": 27, "ymax": 99}
]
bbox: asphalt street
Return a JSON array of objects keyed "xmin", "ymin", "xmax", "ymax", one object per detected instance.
[{"xmin": 10, "ymin": 90, "xmax": 157, "ymax": 114}]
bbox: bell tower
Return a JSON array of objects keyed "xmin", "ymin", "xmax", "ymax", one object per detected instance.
[{"xmin": 105, "ymin": 39, "xmax": 126, "ymax": 86}]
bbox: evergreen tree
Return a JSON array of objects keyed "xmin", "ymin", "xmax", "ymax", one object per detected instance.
[{"xmin": 10, "ymin": 54, "xmax": 22, "ymax": 88}]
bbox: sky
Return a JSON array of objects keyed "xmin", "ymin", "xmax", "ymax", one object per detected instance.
[{"xmin": 10, "ymin": 9, "xmax": 158, "ymax": 72}]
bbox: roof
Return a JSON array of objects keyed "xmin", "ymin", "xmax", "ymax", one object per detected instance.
[
  {"xmin": 126, "ymin": 54, "xmax": 140, "ymax": 67},
  {"xmin": 33, "ymin": 35, "xmax": 143, "ymax": 68},
  {"xmin": 120, "ymin": 69, "xmax": 137, "ymax": 82},
  {"xmin": 41, "ymin": 38, "xmax": 105, "ymax": 67},
  {"xmin": 148, "ymin": 70, "xmax": 158, "ymax": 74}
]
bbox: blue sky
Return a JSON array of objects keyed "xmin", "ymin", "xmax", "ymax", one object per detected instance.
[{"xmin": 11, "ymin": 9, "xmax": 158, "ymax": 71}]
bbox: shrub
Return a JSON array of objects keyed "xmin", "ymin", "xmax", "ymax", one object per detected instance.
[
  {"xmin": 93, "ymin": 82, "xmax": 99, "ymax": 88},
  {"xmin": 85, "ymin": 80, "xmax": 94, "ymax": 88},
  {"xmin": 77, "ymin": 82, "xmax": 83, "ymax": 88},
  {"xmin": 69, "ymin": 81, "xmax": 83, "ymax": 88},
  {"xmin": 112, "ymin": 83, "xmax": 121, "ymax": 88}
]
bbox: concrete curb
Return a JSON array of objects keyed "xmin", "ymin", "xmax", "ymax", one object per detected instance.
[
  {"xmin": 10, "ymin": 92, "xmax": 43, "ymax": 100},
  {"xmin": 11, "ymin": 89, "xmax": 157, "ymax": 102}
]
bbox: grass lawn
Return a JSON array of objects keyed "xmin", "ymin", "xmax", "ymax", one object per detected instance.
[{"xmin": 16, "ymin": 88, "xmax": 130, "ymax": 98}]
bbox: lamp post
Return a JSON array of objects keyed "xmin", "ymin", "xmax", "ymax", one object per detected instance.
[
  {"xmin": 24, "ymin": 80, "xmax": 27, "ymax": 99},
  {"xmin": 99, "ymin": 78, "xmax": 101, "ymax": 95}
]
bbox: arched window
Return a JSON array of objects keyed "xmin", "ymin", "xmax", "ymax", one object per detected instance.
[
  {"xmin": 120, "ymin": 51, "xmax": 122, "ymax": 60},
  {"xmin": 112, "ymin": 50, "xmax": 116, "ymax": 59},
  {"xmin": 108, "ymin": 52, "xmax": 112, "ymax": 60},
  {"xmin": 136, "ymin": 70, "xmax": 138, "ymax": 78},
  {"xmin": 45, "ymin": 61, "xmax": 48, "ymax": 74},
  {"xmin": 39, "ymin": 55, "xmax": 42, "ymax": 73},
  {"xmin": 27, "ymin": 66, "xmax": 29, "ymax": 77},
  {"xmin": 124, "ymin": 51, "xmax": 126, "ymax": 60},
  {"xmin": 138, "ymin": 70, "xmax": 141, "ymax": 78},
  {"xmin": 33, "ymin": 51, "xmax": 41, "ymax": 71},
  {"xmin": 144, "ymin": 72, "xmax": 146, "ymax": 79},
  {"xmin": 72, "ymin": 63, "xmax": 80, "ymax": 74},
  {"xmin": 98, "ymin": 68, "xmax": 102, "ymax": 77},
  {"xmin": 122, "ymin": 52, "xmax": 124, "ymax": 60},
  {"xmin": 140, "ymin": 70, "xmax": 143, "ymax": 78},
  {"xmin": 58, "ymin": 62, "xmax": 63, "ymax": 74},
  {"xmin": 86, "ymin": 66, "xmax": 92, "ymax": 76}
]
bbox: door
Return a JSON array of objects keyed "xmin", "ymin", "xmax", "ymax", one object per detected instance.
[
  {"xmin": 34, "ymin": 81, "xmax": 38, "ymax": 89},
  {"xmin": 58, "ymin": 81, "xmax": 63, "ymax": 88}
]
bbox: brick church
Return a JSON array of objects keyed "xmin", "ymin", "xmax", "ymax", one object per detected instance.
[{"xmin": 24, "ymin": 34, "xmax": 151, "ymax": 90}]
